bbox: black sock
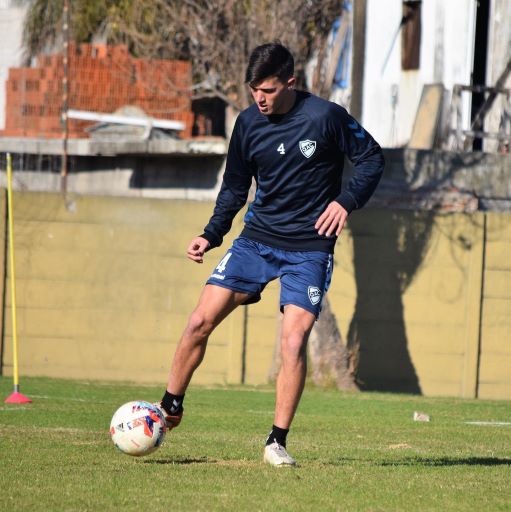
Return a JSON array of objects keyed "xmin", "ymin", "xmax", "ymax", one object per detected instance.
[
  {"xmin": 161, "ymin": 391, "xmax": 184, "ymax": 415},
  {"xmin": 265, "ymin": 424, "xmax": 289, "ymax": 447}
]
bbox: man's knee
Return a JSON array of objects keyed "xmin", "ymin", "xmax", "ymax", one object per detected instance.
[
  {"xmin": 280, "ymin": 306, "xmax": 314, "ymax": 363},
  {"xmin": 185, "ymin": 309, "xmax": 216, "ymax": 340},
  {"xmin": 281, "ymin": 332, "xmax": 308, "ymax": 361}
]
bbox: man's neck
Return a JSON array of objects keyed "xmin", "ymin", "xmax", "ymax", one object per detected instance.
[{"xmin": 275, "ymin": 90, "xmax": 297, "ymax": 115}]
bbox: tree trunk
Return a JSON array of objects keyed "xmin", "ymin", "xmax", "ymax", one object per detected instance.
[
  {"xmin": 268, "ymin": 296, "xmax": 359, "ymax": 391},
  {"xmin": 308, "ymin": 296, "xmax": 359, "ymax": 390}
]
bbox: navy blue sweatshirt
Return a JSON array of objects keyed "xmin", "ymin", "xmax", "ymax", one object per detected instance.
[{"xmin": 201, "ymin": 91, "xmax": 384, "ymax": 253}]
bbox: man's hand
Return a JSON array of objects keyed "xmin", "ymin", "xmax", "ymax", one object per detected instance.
[
  {"xmin": 315, "ymin": 201, "xmax": 349, "ymax": 237},
  {"xmin": 186, "ymin": 236, "xmax": 210, "ymax": 263}
]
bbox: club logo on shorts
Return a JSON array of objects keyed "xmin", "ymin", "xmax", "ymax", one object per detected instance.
[
  {"xmin": 308, "ymin": 286, "xmax": 322, "ymax": 306},
  {"xmin": 299, "ymin": 140, "xmax": 316, "ymax": 158}
]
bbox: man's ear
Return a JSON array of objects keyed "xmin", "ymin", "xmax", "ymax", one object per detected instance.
[{"xmin": 287, "ymin": 77, "xmax": 296, "ymax": 89}]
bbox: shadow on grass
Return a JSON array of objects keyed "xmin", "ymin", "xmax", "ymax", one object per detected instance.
[
  {"xmin": 325, "ymin": 456, "xmax": 511, "ymax": 467},
  {"xmin": 144, "ymin": 457, "xmax": 256, "ymax": 467},
  {"xmin": 145, "ymin": 456, "xmax": 511, "ymax": 467},
  {"xmin": 378, "ymin": 457, "xmax": 511, "ymax": 467},
  {"xmin": 144, "ymin": 457, "xmax": 212, "ymax": 465}
]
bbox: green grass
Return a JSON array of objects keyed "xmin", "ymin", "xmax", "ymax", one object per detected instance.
[{"xmin": 0, "ymin": 377, "xmax": 510, "ymax": 511}]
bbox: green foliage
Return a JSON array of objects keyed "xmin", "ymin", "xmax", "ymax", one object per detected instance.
[
  {"xmin": 23, "ymin": 0, "xmax": 64, "ymax": 59},
  {"xmin": 70, "ymin": 0, "xmax": 112, "ymax": 42},
  {"xmin": 1, "ymin": 377, "xmax": 510, "ymax": 511}
]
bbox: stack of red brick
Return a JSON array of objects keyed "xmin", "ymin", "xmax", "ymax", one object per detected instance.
[{"xmin": 1, "ymin": 43, "xmax": 194, "ymax": 139}]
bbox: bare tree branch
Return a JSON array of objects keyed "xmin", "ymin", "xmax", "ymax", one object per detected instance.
[{"xmin": 23, "ymin": 0, "xmax": 342, "ymax": 112}]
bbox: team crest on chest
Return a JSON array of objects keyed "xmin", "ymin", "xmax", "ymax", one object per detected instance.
[{"xmin": 299, "ymin": 140, "xmax": 316, "ymax": 158}]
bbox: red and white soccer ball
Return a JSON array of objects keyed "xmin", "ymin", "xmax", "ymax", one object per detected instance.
[{"xmin": 110, "ymin": 401, "xmax": 167, "ymax": 456}]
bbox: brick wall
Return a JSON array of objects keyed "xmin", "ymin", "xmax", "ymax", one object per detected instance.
[{"xmin": 1, "ymin": 43, "xmax": 194, "ymax": 138}]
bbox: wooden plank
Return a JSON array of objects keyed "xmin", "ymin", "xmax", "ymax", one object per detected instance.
[{"xmin": 409, "ymin": 84, "xmax": 445, "ymax": 149}]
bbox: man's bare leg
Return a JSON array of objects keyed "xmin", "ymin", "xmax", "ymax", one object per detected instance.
[
  {"xmin": 166, "ymin": 284, "xmax": 250, "ymax": 395},
  {"xmin": 273, "ymin": 304, "xmax": 316, "ymax": 429},
  {"xmin": 264, "ymin": 304, "xmax": 315, "ymax": 466}
]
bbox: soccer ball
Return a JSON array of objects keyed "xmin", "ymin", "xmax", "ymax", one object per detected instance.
[{"xmin": 110, "ymin": 401, "xmax": 167, "ymax": 456}]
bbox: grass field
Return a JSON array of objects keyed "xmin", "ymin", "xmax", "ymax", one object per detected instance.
[{"xmin": 0, "ymin": 376, "xmax": 510, "ymax": 511}]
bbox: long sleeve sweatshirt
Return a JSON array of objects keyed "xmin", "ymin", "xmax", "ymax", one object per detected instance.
[{"xmin": 201, "ymin": 90, "xmax": 385, "ymax": 253}]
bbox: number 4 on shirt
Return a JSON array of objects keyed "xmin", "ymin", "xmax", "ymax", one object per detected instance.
[{"xmin": 277, "ymin": 143, "xmax": 285, "ymax": 155}]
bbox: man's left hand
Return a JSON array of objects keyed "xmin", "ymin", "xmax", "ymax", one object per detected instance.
[{"xmin": 315, "ymin": 201, "xmax": 348, "ymax": 237}]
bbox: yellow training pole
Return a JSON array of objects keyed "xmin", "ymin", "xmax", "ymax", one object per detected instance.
[{"xmin": 4, "ymin": 153, "xmax": 31, "ymax": 403}]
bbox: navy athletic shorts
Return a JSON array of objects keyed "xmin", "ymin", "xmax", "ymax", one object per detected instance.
[{"xmin": 206, "ymin": 237, "xmax": 333, "ymax": 318}]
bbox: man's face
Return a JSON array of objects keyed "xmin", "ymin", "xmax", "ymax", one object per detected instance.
[{"xmin": 249, "ymin": 76, "xmax": 296, "ymax": 115}]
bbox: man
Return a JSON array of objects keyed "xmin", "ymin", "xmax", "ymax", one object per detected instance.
[{"xmin": 157, "ymin": 42, "xmax": 384, "ymax": 466}]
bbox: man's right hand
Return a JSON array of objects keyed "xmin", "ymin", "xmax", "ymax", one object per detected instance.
[{"xmin": 186, "ymin": 236, "xmax": 210, "ymax": 263}]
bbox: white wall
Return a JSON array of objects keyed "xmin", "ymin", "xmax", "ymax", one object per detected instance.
[
  {"xmin": 362, "ymin": 0, "xmax": 477, "ymax": 147},
  {"xmin": 0, "ymin": 0, "xmax": 27, "ymax": 130},
  {"xmin": 485, "ymin": 0, "xmax": 511, "ymax": 152}
]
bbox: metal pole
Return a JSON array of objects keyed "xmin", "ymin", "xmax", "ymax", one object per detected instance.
[
  {"xmin": 6, "ymin": 154, "xmax": 18, "ymax": 388},
  {"xmin": 4, "ymin": 153, "xmax": 31, "ymax": 404},
  {"xmin": 351, "ymin": 0, "xmax": 367, "ymax": 121},
  {"xmin": 61, "ymin": 0, "xmax": 70, "ymax": 193}
]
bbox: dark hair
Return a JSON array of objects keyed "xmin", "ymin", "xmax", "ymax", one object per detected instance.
[{"xmin": 245, "ymin": 42, "xmax": 294, "ymax": 85}]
